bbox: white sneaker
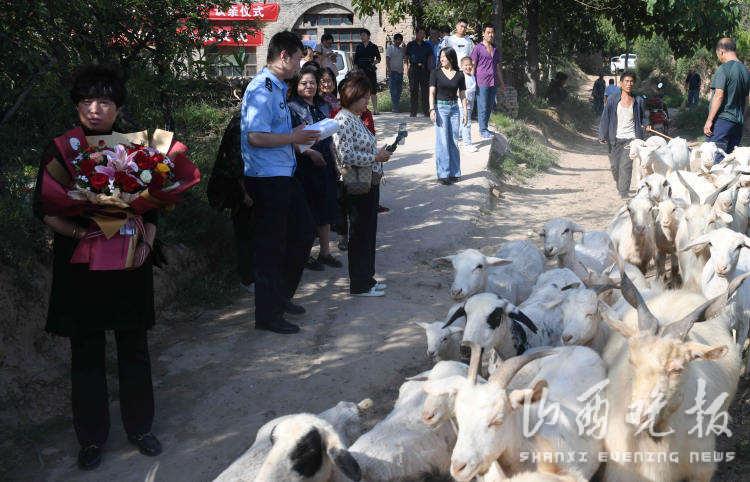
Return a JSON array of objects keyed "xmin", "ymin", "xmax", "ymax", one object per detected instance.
[
  {"xmin": 240, "ymin": 282, "xmax": 255, "ymax": 294},
  {"xmin": 464, "ymin": 144, "xmax": 478, "ymax": 152},
  {"xmin": 374, "ymin": 282, "xmax": 388, "ymax": 290},
  {"xmin": 353, "ymin": 287, "xmax": 386, "ymax": 297}
]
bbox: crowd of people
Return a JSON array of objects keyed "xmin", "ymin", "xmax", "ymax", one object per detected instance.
[
  {"xmin": 599, "ymin": 37, "xmax": 749, "ymax": 200},
  {"xmin": 32, "ymin": 21, "xmax": 508, "ymax": 471}
]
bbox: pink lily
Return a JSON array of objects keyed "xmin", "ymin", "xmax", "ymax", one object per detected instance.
[{"xmin": 94, "ymin": 144, "xmax": 139, "ymax": 179}]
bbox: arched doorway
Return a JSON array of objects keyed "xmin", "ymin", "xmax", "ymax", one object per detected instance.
[{"xmin": 292, "ymin": 3, "xmax": 359, "ymax": 55}]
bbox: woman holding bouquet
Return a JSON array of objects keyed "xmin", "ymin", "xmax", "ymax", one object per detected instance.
[{"xmin": 32, "ymin": 66, "xmax": 162, "ymax": 470}]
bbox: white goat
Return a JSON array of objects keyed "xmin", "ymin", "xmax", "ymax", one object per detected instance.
[
  {"xmin": 599, "ymin": 271, "xmax": 743, "ymax": 482},
  {"xmin": 654, "ymin": 197, "xmax": 684, "ymax": 282},
  {"xmin": 215, "ymin": 399, "xmax": 372, "ymax": 482},
  {"xmin": 673, "ymin": 171, "xmax": 732, "ymax": 290},
  {"xmin": 608, "ymin": 196, "xmax": 657, "ymax": 274},
  {"xmin": 690, "ymin": 141, "xmax": 727, "ymax": 172},
  {"xmin": 628, "ymin": 137, "xmax": 667, "ymax": 183},
  {"xmin": 559, "ymin": 287, "xmax": 611, "ymax": 354},
  {"xmin": 339, "ymin": 362, "xmax": 467, "ymax": 481},
  {"xmin": 424, "ymin": 347, "xmax": 605, "ymax": 481},
  {"xmin": 415, "ymin": 304, "xmax": 466, "ymax": 361},
  {"xmin": 683, "ymin": 227, "xmax": 750, "ymax": 354},
  {"xmin": 635, "ymin": 173, "xmax": 671, "ymax": 202},
  {"xmin": 539, "ymin": 218, "xmax": 615, "ymax": 282},
  {"xmin": 437, "ymin": 241, "xmax": 545, "ymax": 304},
  {"xmin": 532, "ymin": 268, "xmax": 583, "ymax": 291},
  {"xmin": 444, "ymin": 292, "xmax": 553, "ymax": 362}
]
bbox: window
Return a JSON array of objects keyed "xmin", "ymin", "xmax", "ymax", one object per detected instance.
[
  {"xmin": 205, "ymin": 46, "xmax": 257, "ymax": 78},
  {"xmin": 328, "ymin": 29, "xmax": 360, "ymax": 55}
]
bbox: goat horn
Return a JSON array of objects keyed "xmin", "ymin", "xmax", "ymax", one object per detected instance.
[
  {"xmin": 489, "ymin": 348, "xmax": 556, "ymax": 388},
  {"xmin": 620, "ymin": 270, "xmax": 659, "ymax": 334},
  {"xmin": 442, "ymin": 305, "xmax": 467, "ymax": 328},
  {"xmin": 508, "ymin": 308, "xmax": 539, "ymax": 334},
  {"xmin": 674, "ymin": 170, "xmax": 699, "ymax": 205},
  {"xmin": 467, "ymin": 343, "xmax": 483, "ymax": 384},
  {"xmin": 704, "ymin": 174, "xmax": 739, "ymax": 207}
]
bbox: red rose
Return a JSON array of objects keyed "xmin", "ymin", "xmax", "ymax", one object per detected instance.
[
  {"xmin": 149, "ymin": 171, "xmax": 166, "ymax": 188},
  {"xmin": 135, "ymin": 155, "xmax": 157, "ymax": 171},
  {"xmin": 90, "ymin": 173, "xmax": 109, "ymax": 191},
  {"xmin": 114, "ymin": 171, "xmax": 142, "ymax": 193},
  {"xmin": 79, "ymin": 157, "xmax": 97, "ymax": 177}
]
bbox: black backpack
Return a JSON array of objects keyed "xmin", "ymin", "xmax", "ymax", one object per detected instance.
[{"xmin": 207, "ymin": 111, "xmax": 244, "ymax": 213}]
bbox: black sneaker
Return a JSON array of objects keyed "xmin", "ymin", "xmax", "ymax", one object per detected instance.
[
  {"xmin": 318, "ymin": 254, "xmax": 343, "ymax": 268},
  {"xmin": 78, "ymin": 445, "xmax": 102, "ymax": 470},
  {"xmin": 449, "ymin": 176, "xmax": 460, "ymax": 184},
  {"xmin": 377, "ymin": 205, "xmax": 390, "ymax": 213},
  {"xmin": 256, "ymin": 318, "xmax": 300, "ymax": 334},
  {"xmin": 338, "ymin": 238, "xmax": 349, "ymax": 251},
  {"xmin": 283, "ymin": 300, "xmax": 306, "ymax": 315},
  {"xmin": 127, "ymin": 433, "xmax": 162, "ymax": 457},
  {"xmin": 305, "ymin": 256, "xmax": 325, "ymax": 271},
  {"xmin": 438, "ymin": 178, "xmax": 451, "ymax": 186}
]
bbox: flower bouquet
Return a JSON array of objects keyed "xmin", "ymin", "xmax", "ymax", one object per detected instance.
[{"xmin": 39, "ymin": 127, "xmax": 201, "ymax": 270}]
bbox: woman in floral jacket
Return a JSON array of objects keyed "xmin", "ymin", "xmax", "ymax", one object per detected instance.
[{"xmin": 333, "ymin": 72, "xmax": 392, "ymax": 297}]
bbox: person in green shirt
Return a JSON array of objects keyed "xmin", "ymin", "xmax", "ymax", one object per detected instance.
[{"xmin": 704, "ymin": 37, "xmax": 750, "ymax": 163}]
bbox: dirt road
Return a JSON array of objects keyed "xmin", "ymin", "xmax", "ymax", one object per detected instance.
[{"xmin": 12, "ymin": 109, "xmax": 624, "ymax": 481}]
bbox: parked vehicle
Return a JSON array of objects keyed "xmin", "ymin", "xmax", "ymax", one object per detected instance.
[
  {"xmin": 334, "ymin": 49, "xmax": 352, "ymax": 84},
  {"xmin": 644, "ymin": 82, "xmax": 670, "ymax": 134},
  {"xmin": 610, "ymin": 54, "xmax": 637, "ymax": 73}
]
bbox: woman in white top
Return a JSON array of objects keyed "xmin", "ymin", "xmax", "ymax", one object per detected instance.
[{"xmin": 333, "ymin": 72, "xmax": 393, "ymax": 297}]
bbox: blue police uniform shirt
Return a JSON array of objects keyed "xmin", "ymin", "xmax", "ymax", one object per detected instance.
[{"xmin": 241, "ymin": 67, "xmax": 295, "ymax": 177}]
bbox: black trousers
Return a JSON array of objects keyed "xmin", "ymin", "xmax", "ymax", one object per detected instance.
[
  {"xmin": 608, "ymin": 139, "xmax": 633, "ymax": 197},
  {"xmin": 70, "ymin": 329, "xmax": 154, "ymax": 446},
  {"xmin": 409, "ymin": 65, "xmax": 430, "ymax": 116},
  {"xmin": 232, "ymin": 205, "xmax": 254, "ymax": 284},
  {"xmin": 346, "ymin": 184, "xmax": 380, "ymax": 293},
  {"xmin": 244, "ymin": 176, "xmax": 314, "ymax": 324}
]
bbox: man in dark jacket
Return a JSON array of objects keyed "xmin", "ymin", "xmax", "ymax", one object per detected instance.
[{"xmin": 598, "ymin": 71, "xmax": 645, "ymax": 199}]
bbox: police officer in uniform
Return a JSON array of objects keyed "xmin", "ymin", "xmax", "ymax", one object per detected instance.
[{"xmin": 241, "ymin": 31, "xmax": 320, "ymax": 334}]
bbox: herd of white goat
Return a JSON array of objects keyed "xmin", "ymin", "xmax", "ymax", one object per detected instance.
[{"xmin": 214, "ymin": 139, "xmax": 750, "ymax": 482}]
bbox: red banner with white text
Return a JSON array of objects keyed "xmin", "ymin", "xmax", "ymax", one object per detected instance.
[{"xmin": 208, "ymin": 3, "xmax": 279, "ymax": 22}]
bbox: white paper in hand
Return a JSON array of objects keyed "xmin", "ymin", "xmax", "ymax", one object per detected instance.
[{"xmin": 298, "ymin": 118, "xmax": 339, "ymax": 152}]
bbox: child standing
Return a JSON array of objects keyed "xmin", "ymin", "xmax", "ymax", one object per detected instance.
[{"xmin": 459, "ymin": 56, "xmax": 478, "ymax": 152}]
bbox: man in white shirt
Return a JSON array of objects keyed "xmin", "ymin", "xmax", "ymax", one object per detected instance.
[
  {"xmin": 444, "ymin": 19, "xmax": 474, "ymax": 65},
  {"xmin": 314, "ymin": 33, "xmax": 339, "ymax": 77},
  {"xmin": 386, "ymin": 33, "xmax": 406, "ymax": 113}
]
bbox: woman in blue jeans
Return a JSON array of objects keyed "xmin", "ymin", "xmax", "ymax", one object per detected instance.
[{"xmin": 429, "ymin": 47, "xmax": 468, "ymax": 185}]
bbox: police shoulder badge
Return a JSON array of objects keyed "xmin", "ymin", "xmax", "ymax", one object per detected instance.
[{"xmin": 265, "ymin": 78, "xmax": 273, "ymax": 91}]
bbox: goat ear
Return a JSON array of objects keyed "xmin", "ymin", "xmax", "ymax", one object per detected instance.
[
  {"xmin": 716, "ymin": 210, "xmax": 734, "ymax": 224},
  {"xmin": 680, "ymin": 233, "xmax": 712, "ymax": 252},
  {"xmin": 561, "ymin": 282, "xmax": 581, "ymax": 291},
  {"xmin": 328, "ymin": 447, "xmax": 362, "ymax": 481},
  {"xmin": 542, "ymin": 297, "xmax": 564, "ymax": 310},
  {"xmin": 487, "ymin": 307, "xmax": 505, "ymax": 329},
  {"xmin": 685, "ymin": 343, "xmax": 728, "ymax": 362},
  {"xmin": 414, "ymin": 321, "xmax": 431, "ymax": 329},
  {"xmin": 509, "ymin": 380, "xmax": 548, "ymax": 410},
  {"xmin": 486, "ymin": 257, "xmax": 513, "ymax": 267},
  {"xmin": 434, "ymin": 255, "xmax": 455, "ymax": 267}
]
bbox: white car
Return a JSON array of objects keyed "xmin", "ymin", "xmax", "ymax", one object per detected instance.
[
  {"xmin": 610, "ymin": 54, "xmax": 637, "ymax": 73},
  {"xmin": 333, "ymin": 49, "xmax": 352, "ymax": 84}
]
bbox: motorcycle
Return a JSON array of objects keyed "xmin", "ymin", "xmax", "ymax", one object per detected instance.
[{"xmin": 644, "ymin": 82, "xmax": 670, "ymax": 134}]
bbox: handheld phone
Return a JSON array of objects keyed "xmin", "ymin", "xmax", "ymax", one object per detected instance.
[{"xmin": 385, "ymin": 123, "xmax": 408, "ymax": 152}]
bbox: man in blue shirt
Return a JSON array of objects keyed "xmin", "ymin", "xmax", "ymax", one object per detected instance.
[{"xmin": 242, "ymin": 31, "xmax": 320, "ymax": 334}]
